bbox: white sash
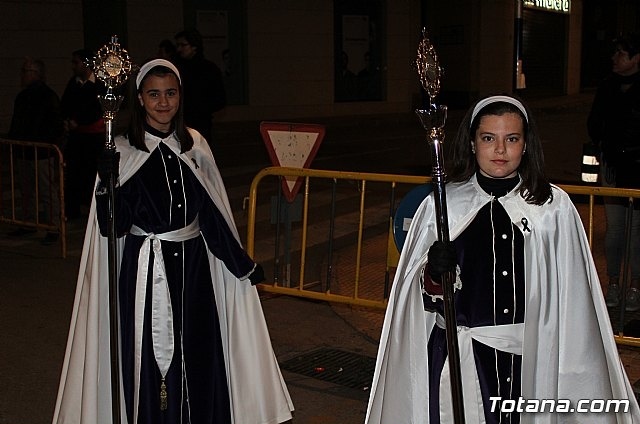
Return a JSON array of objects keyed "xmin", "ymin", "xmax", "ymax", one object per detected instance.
[
  {"xmin": 129, "ymin": 217, "xmax": 201, "ymax": 423},
  {"xmin": 435, "ymin": 314, "xmax": 524, "ymax": 424}
]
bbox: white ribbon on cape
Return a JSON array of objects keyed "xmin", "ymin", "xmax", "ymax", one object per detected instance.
[
  {"xmin": 129, "ymin": 217, "xmax": 201, "ymax": 422},
  {"xmin": 435, "ymin": 314, "xmax": 524, "ymax": 424}
]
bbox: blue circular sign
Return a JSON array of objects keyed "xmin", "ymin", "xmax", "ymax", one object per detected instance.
[{"xmin": 393, "ymin": 184, "xmax": 432, "ymax": 252}]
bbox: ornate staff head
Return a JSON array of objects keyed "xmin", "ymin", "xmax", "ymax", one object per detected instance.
[
  {"xmin": 415, "ymin": 29, "xmax": 447, "ymax": 134},
  {"xmin": 415, "ymin": 28, "xmax": 443, "ymax": 105},
  {"xmin": 89, "ymin": 35, "xmax": 136, "ymax": 149},
  {"xmin": 91, "ymin": 35, "xmax": 134, "ymax": 90}
]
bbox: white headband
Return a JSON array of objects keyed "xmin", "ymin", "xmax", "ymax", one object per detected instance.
[
  {"xmin": 135, "ymin": 59, "xmax": 181, "ymax": 89},
  {"xmin": 470, "ymin": 95, "xmax": 528, "ymax": 127}
]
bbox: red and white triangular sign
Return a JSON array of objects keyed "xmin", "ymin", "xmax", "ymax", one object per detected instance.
[{"xmin": 260, "ymin": 121, "xmax": 325, "ymax": 202}]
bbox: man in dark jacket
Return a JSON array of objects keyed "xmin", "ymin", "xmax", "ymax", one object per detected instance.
[
  {"xmin": 8, "ymin": 57, "xmax": 64, "ymax": 244},
  {"xmin": 61, "ymin": 48, "xmax": 106, "ymax": 220},
  {"xmin": 588, "ymin": 33, "xmax": 640, "ymax": 311},
  {"xmin": 174, "ymin": 29, "xmax": 226, "ymax": 146}
]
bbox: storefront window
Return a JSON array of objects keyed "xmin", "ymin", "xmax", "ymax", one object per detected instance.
[
  {"xmin": 185, "ymin": 0, "xmax": 247, "ymax": 105},
  {"xmin": 334, "ymin": 0, "xmax": 386, "ymax": 102}
]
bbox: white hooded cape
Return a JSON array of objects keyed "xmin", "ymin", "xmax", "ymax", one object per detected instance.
[
  {"xmin": 366, "ymin": 175, "xmax": 639, "ymax": 424},
  {"xmin": 52, "ymin": 130, "xmax": 294, "ymax": 424}
]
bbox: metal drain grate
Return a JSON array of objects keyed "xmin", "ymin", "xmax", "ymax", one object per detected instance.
[{"xmin": 280, "ymin": 347, "xmax": 376, "ymax": 390}]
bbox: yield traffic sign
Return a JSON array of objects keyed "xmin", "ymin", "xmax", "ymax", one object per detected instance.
[{"xmin": 260, "ymin": 121, "xmax": 325, "ymax": 202}]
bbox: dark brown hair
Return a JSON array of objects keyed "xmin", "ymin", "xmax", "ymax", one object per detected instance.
[
  {"xmin": 614, "ymin": 33, "xmax": 640, "ymax": 57},
  {"xmin": 448, "ymin": 94, "xmax": 553, "ymax": 205},
  {"xmin": 126, "ymin": 64, "xmax": 193, "ymax": 153}
]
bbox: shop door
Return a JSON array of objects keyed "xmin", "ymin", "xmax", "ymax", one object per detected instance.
[{"xmin": 522, "ymin": 9, "xmax": 568, "ymax": 97}]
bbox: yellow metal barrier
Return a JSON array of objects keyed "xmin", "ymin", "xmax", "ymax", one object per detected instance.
[
  {"xmin": 246, "ymin": 166, "xmax": 640, "ymax": 346},
  {"xmin": 0, "ymin": 138, "xmax": 66, "ymax": 257},
  {"xmin": 246, "ymin": 166, "xmax": 426, "ymax": 309}
]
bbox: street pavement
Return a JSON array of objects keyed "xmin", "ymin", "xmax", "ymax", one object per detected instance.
[{"xmin": 1, "ymin": 92, "xmax": 638, "ymax": 424}]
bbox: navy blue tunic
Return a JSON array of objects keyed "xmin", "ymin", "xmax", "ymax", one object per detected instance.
[
  {"xmin": 97, "ymin": 134, "xmax": 254, "ymax": 424},
  {"xmin": 424, "ymin": 175, "xmax": 525, "ymax": 424}
]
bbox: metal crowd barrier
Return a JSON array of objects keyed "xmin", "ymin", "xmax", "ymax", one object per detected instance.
[
  {"xmin": 0, "ymin": 138, "xmax": 66, "ymax": 257},
  {"xmin": 246, "ymin": 166, "xmax": 640, "ymax": 347},
  {"xmin": 560, "ymin": 183, "xmax": 640, "ymax": 347}
]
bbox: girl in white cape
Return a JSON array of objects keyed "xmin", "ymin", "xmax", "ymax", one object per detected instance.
[
  {"xmin": 52, "ymin": 59, "xmax": 293, "ymax": 424},
  {"xmin": 366, "ymin": 94, "xmax": 640, "ymax": 423}
]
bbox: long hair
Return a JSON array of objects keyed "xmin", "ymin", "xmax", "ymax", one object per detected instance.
[
  {"xmin": 126, "ymin": 64, "xmax": 193, "ymax": 153},
  {"xmin": 448, "ymin": 94, "xmax": 552, "ymax": 205}
]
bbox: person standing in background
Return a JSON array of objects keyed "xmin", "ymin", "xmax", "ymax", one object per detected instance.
[
  {"xmin": 61, "ymin": 48, "xmax": 106, "ymax": 220},
  {"xmin": 335, "ymin": 51, "xmax": 357, "ymax": 101},
  {"xmin": 588, "ymin": 33, "xmax": 640, "ymax": 312},
  {"xmin": 157, "ymin": 39, "xmax": 177, "ymax": 61},
  {"xmin": 7, "ymin": 57, "xmax": 64, "ymax": 245},
  {"xmin": 174, "ymin": 28, "xmax": 226, "ymax": 147}
]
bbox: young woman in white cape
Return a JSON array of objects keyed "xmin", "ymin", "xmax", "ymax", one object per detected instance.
[
  {"xmin": 366, "ymin": 95, "xmax": 640, "ymax": 423},
  {"xmin": 52, "ymin": 59, "xmax": 293, "ymax": 424}
]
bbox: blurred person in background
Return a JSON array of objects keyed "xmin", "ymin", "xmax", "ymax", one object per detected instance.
[
  {"xmin": 61, "ymin": 48, "xmax": 106, "ymax": 220},
  {"xmin": 7, "ymin": 57, "xmax": 64, "ymax": 245},
  {"xmin": 174, "ymin": 28, "xmax": 226, "ymax": 147},
  {"xmin": 588, "ymin": 33, "xmax": 640, "ymax": 312},
  {"xmin": 157, "ymin": 39, "xmax": 177, "ymax": 61}
]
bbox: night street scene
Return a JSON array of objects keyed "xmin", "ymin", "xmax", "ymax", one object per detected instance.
[{"xmin": 1, "ymin": 1, "xmax": 639, "ymax": 423}]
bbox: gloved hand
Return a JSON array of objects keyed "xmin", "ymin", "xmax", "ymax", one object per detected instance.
[
  {"xmin": 248, "ymin": 263, "xmax": 265, "ymax": 285},
  {"xmin": 427, "ymin": 240, "xmax": 457, "ymax": 283},
  {"xmin": 97, "ymin": 148, "xmax": 120, "ymax": 183}
]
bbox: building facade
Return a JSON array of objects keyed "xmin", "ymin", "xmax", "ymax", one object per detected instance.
[{"xmin": 0, "ymin": 0, "xmax": 636, "ymax": 133}]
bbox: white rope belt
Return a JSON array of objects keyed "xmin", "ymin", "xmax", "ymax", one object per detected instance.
[
  {"xmin": 129, "ymin": 217, "xmax": 201, "ymax": 420},
  {"xmin": 434, "ymin": 314, "xmax": 524, "ymax": 424}
]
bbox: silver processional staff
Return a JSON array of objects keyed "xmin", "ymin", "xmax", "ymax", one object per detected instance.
[{"xmin": 414, "ymin": 28, "xmax": 466, "ymax": 424}]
